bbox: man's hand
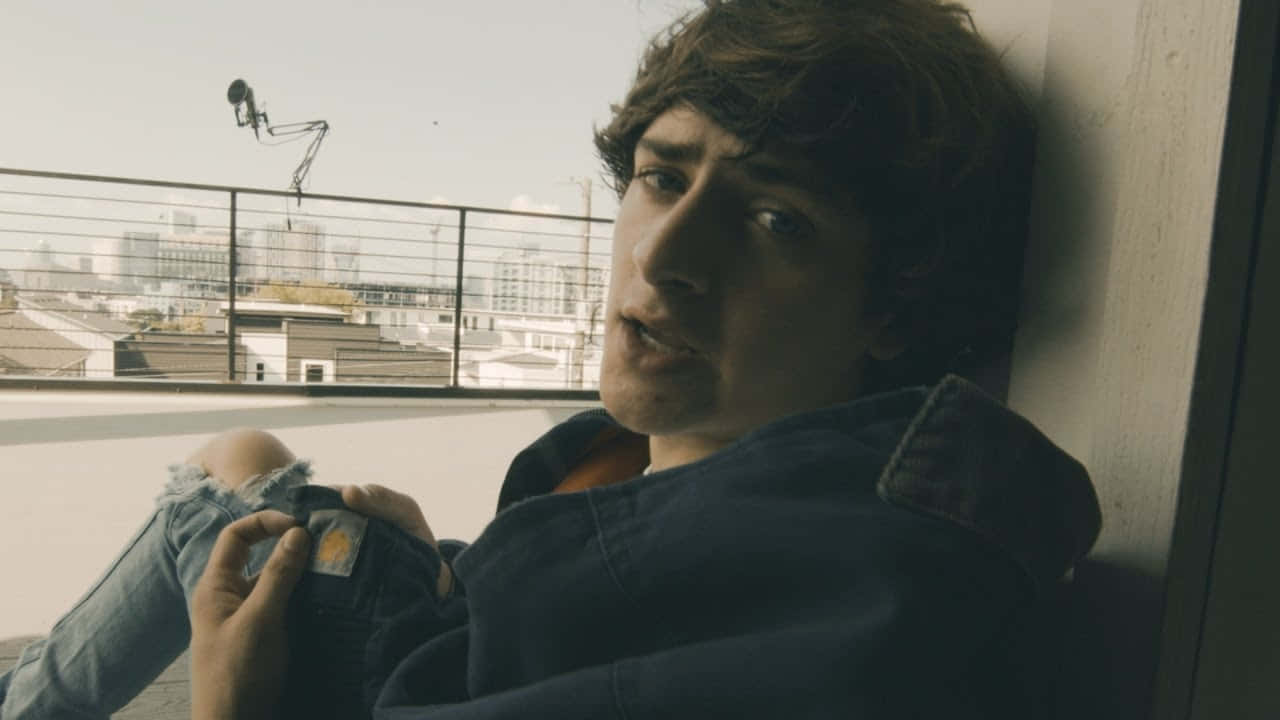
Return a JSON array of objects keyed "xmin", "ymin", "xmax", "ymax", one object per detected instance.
[
  {"xmin": 336, "ymin": 484, "xmax": 435, "ymax": 544},
  {"xmin": 190, "ymin": 510, "xmax": 311, "ymax": 720},
  {"xmin": 333, "ymin": 483, "xmax": 453, "ymax": 598}
]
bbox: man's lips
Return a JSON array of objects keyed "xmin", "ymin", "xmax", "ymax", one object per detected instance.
[{"xmin": 621, "ymin": 314, "xmax": 698, "ymax": 356}]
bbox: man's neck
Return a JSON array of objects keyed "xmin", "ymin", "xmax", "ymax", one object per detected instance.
[{"xmin": 648, "ymin": 433, "xmax": 733, "ymax": 473}]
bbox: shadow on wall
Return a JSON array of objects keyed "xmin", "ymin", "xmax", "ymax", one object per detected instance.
[
  {"xmin": 1016, "ymin": 48, "xmax": 1169, "ymax": 720},
  {"xmin": 1012, "ymin": 55, "xmax": 1118, "ymax": 451},
  {"xmin": 0, "ymin": 404, "xmax": 591, "ymax": 447}
]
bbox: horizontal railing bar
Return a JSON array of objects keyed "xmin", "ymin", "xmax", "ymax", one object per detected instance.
[
  {"xmin": 0, "ymin": 375, "xmax": 601, "ymax": 400},
  {"xmin": 1, "ymin": 339, "xmax": 604, "ymax": 354},
  {"xmin": 3, "ymin": 363, "xmax": 596, "ymax": 379},
  {"xmin": 4, "ymin": 294, "xmax": 606, "ymax": 317},
  {"xmin": 1, "ymin": 215, "xmax": 614, "ymax": 251},
  {"xmin": 1, "ymin": 225, "xmax": 614, "ymax": 260},
  {"xmin": 3, "ymin": 239, "xmax": 613, "ymax": 270},
  {"xmin": 0, "ymin": 188, "xmax": 231, "ymax": 212},
  {"xmin": 6, "ymin": 264, "xmax": 609, "ymax": 290},
  {"xmin": 0, "ymin": 167, "xmax": 614, "ymax": 224}
]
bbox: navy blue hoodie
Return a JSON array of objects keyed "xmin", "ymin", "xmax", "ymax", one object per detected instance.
[{"xmin": 371, "ymin": 375, "xmax": 1101, "ymax": 718}]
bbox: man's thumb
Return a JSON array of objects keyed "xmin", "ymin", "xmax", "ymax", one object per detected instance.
[{"xmin": 247, "ymin": 526, "xmax": 311, "ymax": 620}]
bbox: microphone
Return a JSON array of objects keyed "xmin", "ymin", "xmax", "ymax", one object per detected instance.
[{"xmin": 227, "ymin": 78, "xmax": 262, "ymax": 139}]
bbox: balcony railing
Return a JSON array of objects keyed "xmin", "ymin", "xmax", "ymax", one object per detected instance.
[{"xmin": 0, "ymin": 168, "xmax": 614, "ymax": 398}]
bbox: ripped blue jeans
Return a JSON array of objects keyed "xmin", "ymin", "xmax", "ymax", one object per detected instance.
[{"xmin": 0, "ymin": 460, "xmax": 312, "ymax": 720}]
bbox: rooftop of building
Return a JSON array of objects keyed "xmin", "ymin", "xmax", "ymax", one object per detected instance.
[
  {"xmin": 218, "ymin": 299, "xmax": 348, "ymax": 319},
  {"xmin": 17, "ymin": 295, "xmax": 135, "ymax": 336},
  {"xmin": 0, "ymin": 309, "xmax": 91, "ymax": 375}
]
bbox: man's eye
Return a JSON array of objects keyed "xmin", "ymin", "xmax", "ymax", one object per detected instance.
[
  {"xmin": 755, "ymin": 209, "xmax": 810, "ymax": 239},
  {"xmin": 636, "ymin": 169, "xmax": 685, "ymax": 194}
]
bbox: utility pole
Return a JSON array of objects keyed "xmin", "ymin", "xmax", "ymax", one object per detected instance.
[
  {"xmin": 570, "ymin": 177, "xmax": 593, "ymax": 388},
  {"xmin": 429, "ymin": 223, "xmax": 442, "ymax": 294}
]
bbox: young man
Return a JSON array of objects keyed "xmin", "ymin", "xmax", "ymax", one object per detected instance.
[{"xmin": 1, "ymin": 1, "xmax": 1101, "ymax": 718}]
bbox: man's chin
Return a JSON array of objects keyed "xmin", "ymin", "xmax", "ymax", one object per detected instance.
[{"xmin": 600, "ymin": 373, "xmax": 709, "ymax": 437}]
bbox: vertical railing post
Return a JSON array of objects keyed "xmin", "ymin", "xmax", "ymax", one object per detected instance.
[
  {"xmin": 450, "ymin": 208, "xmax": 467, "ymax": 388},
  {"xmin": 227, "ymin": 190, "xmax": 238, "ymax": 381}
]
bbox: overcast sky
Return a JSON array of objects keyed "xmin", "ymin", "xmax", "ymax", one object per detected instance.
[{"xmin": 1, "ymin": 0, "xmax": 706, "ymax": 220}]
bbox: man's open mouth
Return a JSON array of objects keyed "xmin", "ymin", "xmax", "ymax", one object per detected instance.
[{"xmin": 626, "ymin": 317, "xmax": 697, "ymax": 357}]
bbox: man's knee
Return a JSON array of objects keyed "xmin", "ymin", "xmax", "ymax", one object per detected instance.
[{"xmin": 187, "ymin": 428, "xmax": 297, "ymax": 490}]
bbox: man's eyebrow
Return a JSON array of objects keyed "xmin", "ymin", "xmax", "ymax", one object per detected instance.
[
  {"xmin": 735, "ymin": 156, "xmax": 809, "ymax": 190},
  {"xmin": 636, "ymin": 135, "xmax": 849, "ymax": 209},
  {"xmin": 635, "ymin": 137, "xmax": 704, "ymax": 163},
  {"xmin": 734, "ymin": 154, "xmax": 847, "ymax": 207},
  {"xmin": 638, "ymin": 139, "xmax": 810, "ymax": 189}
]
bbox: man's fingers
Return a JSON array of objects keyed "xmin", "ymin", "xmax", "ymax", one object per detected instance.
[
  {"xmin": 243, "ymin": 526, "xmax": 311, "ymax": 622},
  {"xmin": 206, "ymin": 510, "xmax": 300, "ymax": 576},
  {"xmin": 340, "ymin": 484, "xmax": 436, "ymax": 545},
  {"xmin": 192, "ymin": 511, "xmax": 300, "ymax": 631},
  {"xmin": 197, "ymin": 510, "xmax": 300, "ymax": 604},
  {"xmin": 335, "ymin": 484, "xmax": 449, "ymax": 599}
]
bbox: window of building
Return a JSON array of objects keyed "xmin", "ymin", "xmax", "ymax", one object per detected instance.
[
  {"xmin": 304, "ymin": 364, "xmax": 324, "ymax": 383},
  {"xmin": 256, "ymin": 362, "xmax": 264, "ymax": 382}
]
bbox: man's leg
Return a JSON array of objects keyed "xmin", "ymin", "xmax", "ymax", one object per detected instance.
[
  {"xmin": 0, "ymin": 429, "xmax": 309, "ymax": 720},
  {"xmin": 186, "ymin": 427, "xmax": 298, "ymax": 492}
]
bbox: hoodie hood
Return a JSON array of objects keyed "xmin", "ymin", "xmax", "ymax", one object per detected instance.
[
  {"xmin": 495, "ymin": 373, "xmax": 1100, "ymax": 594},
  {"xmin": 877, "ymin": 374, "xmax": 1101, "ymax": 592}
]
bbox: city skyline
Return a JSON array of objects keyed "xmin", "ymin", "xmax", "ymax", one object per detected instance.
[{"xmin": 3, "ymin": 205, "xmax": 611, "ymax": 309}]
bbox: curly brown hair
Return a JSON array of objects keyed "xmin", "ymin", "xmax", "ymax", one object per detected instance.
[{"xmin": 594, "ymin": 0, "xmax": 1037, "ymax": 394}]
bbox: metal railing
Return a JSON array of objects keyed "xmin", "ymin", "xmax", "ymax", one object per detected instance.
[{"xmin": 0, "ymin": 168, "xmax": 614, "ymax": 397}]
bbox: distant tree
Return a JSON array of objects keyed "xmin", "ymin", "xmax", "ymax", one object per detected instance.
[
  {"xmin": 150, "ymin": 315, "xmax": 207, "ymax": 333},
  {"xmin": 257, "ymin": 282, "xmax": 354, "ymax": 309},
  {"xmin": 178, "ymin": 315, "xmax": 207, "ymax": 333},
  {"xmin": 127, "ymin": 308, "xmax": 165, "ymax": 330},
  {"xmin": 127, "ymin": 309, "xmax": 207, "ymax": 334}
]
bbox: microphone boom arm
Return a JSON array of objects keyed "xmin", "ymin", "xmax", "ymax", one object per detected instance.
[{"xmin": 266, "ymin": 120, "xmax": 330, "ymax": 194}]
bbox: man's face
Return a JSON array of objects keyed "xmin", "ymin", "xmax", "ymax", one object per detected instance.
[{"xmin": 600, "ymin": 105, "xmax": 884, "ymax": 444}]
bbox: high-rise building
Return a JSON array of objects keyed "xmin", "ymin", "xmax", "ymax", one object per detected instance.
[
  {"xmin": 560, "ymin": 264, "xmax": 607, "ymax": 315},
  {"xmin": 168, "ymin": 210, "xmax": 198, "ymax": 234},
  {"xmin": 252, "ymin": 221, "xmax": 327, "ymax": 283},
  {"xmin": 156, "ymin": 232, "xmax": 227, "ymax": 284},
  {"xmin": 492, "ymin": 247, "xmax": 565, "ymax": 315},
  {"xmin": 18, "ymin": 239, "xmax": 62, "ymax": 292},
  {"xmin": 325, "ymin": 236, "xmax": 361, "ymax": 285},
  {"xmin": 490, "ymin": 245, "xmax": 608, "ymax": 316},
  {"xmin": 94, "ymin": 231, "xmax": 159, "ymax": 289}
]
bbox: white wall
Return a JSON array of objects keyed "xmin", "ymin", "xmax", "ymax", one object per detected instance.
[
  {"xmin": 0, "ymin": 391, "xmax": 598, "ymax": 639},
  {"xmin": 966, "ymin": 0, "xmax": 1255, "ymax": 717},
  {"xmin": 241, "ymin": 332, "xmax": 287, "ymax": 382},
  {"xmin": 966, "ymin": 0, "xmax": 1052, "ymax": 95}
]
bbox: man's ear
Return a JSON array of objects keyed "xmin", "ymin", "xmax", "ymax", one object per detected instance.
[{"xmin": 867, "ymin": 312, "xmax": 908, "ymax": 362}]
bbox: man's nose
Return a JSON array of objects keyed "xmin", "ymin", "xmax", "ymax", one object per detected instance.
[{"xmin": 631, "ymin": 185, "xmax": 725, "ymax": 295}]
